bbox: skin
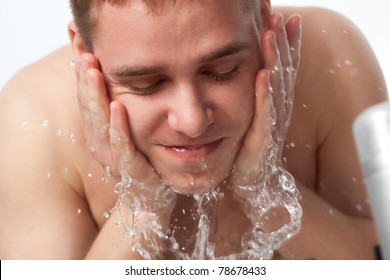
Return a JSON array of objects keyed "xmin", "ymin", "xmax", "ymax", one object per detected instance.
[{"xmin": 0, "ymin": 1, "xmax": 387, "ymax": 259}]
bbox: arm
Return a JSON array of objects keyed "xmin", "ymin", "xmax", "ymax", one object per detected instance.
[
  {"xmin": 279, "ymin": 7, "xmax": 388, "ymax": 259},
  {"xmin": 0, "ymin": 65, "xmax": 97, "ymax": 259},
  {"xmin": 73, "ymin": 54, "xmax": 177, "ymax": 259},
  {"xmin": 0, "ymin": 52, "xmax": 175, "ymax": 260}
]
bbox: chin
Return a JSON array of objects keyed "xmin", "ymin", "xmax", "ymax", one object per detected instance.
[{"xmin": 165, "ymin": 171, "xmax": 229, "ymax": 195}]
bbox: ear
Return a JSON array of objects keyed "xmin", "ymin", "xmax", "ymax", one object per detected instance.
[
  {"xmin": 67, "ymin": 20, "xmax": 89, "ymax": 56},
  {"xmin": 260, "ymin": 0, "xmax": 271, "ymax": 29}
]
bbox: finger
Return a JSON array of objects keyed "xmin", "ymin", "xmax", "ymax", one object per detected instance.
[
  {"xmin": 248, "ymin": 70, "xmax": 273, "ymax": 144},
  {"xmin": 270, "ymin": 13, "xmax": 292, "ymax": 72},
  {"xmin": 109, "ymin": 101, "xmax": 131, "ymax": 174},
  {"xmin": 285, "ymin": 15, "xmax": 302, "ymax": 80},
  {"xmin": 262, "ymin": 30, "xmax": 285, "ymax": 127},
  {"xmin": 82, "ymin": 54, "xmax": 110, "ymax": 135},
  {"xmin": 77, "ymin": 54, "xmax": 112, "ymax": 168},
  {"xmin": 109, "ymin": 102, "xmax": 161, "ymax": 190},
  {"xmin": 86, "ymin": 68, "xmax": 110, "ymax": 139},
  {"xmin": 262, "ymin": 30, "xmax": 283, "ymax": 98},
  {"xmin": 76, "ymin": 56, "xmax": 95, "ymax": 146},
  {"xmin": 234, "ymin": 70, "xmax": 272, "ymax": 177}
]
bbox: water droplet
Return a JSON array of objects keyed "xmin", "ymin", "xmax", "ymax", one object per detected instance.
[
  {"xmin": 305, "ymin": 144, "xmax": 313, "ymax": 150},
  {"xmin": 69, "ymin": 59, "xmax": 75, "ymax": 67},
  {"xmin": 321, "ymin": 28, "xmax": 328, "ymax": 34},
  {"xmin": 329, "ymin": 209, "xmax": 334, "ymax": 215},
  {"xmin": 290, "ymin": 142, "xmax": 295, "ymax": 147},
  {"xmin": 22, "ymin": 121, "xmax": 30, "ymax": 128},
  {"xmin": 344, "ymin": 59, "xmax": 353, "ymax": 66},
  {"xmin": 56, "ymin": 128, "xmax": 63, "ymax": 136},
  {"xmin": 302, "ymin": 104, "xmax": 308, "ymax": 109},
  {"xmin": 101, "ymin": 166, "xmax": 111, "ymax": 183},
  {"xmin": 88, "ymin": 145, "xmax": 96, "ymax": 153},
  {"xmin": 103, "ymin": 211, "xmax": 110, "ymax": 219},
  {"xmin": 47, "ymin": 172, "xmax": 52, "ymax": 179},
  {"xmin": 64, "ymin": 167, "xmax": 68, "ymax": 174},
  {"xmin": 272, "ymin": 65, "xmax": 281, "ymax": 73},
  {"xmin": 77, "ymin": 208, "xmax": 82, "ymax": 215},
  {"xmin": 286, "ymin": 65, "xmax": 294, "ymax": 73},
  {"xmin": 41, "ymin": 120, "xmax": 49, "ymax": 127},
  {"xmin": 328, "ymin": 69, "xmax": 336, "ymax": 75},
  {"xmin": 355, "ymin": 203, "xmax": 363, "ymax": 212},
  {"xmin": 343, "ymin": 30, "xmax": 349, "ymax": 35},
  {"xmin": 350, "ymin": 68, "xmax": 359, "ymax": 77},
  {"xmin": 87, "ymin": 172, "xmax": 93, "ymax": 178}
]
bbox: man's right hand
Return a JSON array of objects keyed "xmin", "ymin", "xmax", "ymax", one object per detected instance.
[{"xmin": 75, "ymin": 53, "xmax": 176, "ymax": 259}]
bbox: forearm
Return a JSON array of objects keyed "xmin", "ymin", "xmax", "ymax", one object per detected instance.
[
  {"xmin": 85, "ymin": 210, "xmax": 166, "ymax": 260},
  {"xmin": 277, "ymin": 185, "xmax": 378, "ymax": 259}
]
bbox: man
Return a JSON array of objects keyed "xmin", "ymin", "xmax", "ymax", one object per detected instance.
[{"xmin": 0, "ymin": 0, "xmax": 387, "ymax": 259}]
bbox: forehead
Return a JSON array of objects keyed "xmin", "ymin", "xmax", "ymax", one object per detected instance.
[{"xmin": 93, "ymin": 0, "xmax": 258, "ymax": 68}]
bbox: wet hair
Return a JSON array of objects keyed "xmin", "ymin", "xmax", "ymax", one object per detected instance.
[{"xmin": 69, "ymin": 0, "xmax": 261, "ymax": 51}]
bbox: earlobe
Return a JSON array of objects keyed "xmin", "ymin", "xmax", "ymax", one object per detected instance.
[{"xmin": 67, "ymin": 20, "xmax": 89, "ymax": 56}]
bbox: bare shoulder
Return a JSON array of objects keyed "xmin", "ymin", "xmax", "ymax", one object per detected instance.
[
  {"xmin": 0, "ymin": 46, "xmax": 85, "ymax": 193},
  {"xmin": 0, "ymin": 46, "xmax": 99, "ymax": 259},
  {"xmin": 280, "ymin": 6, "xmax": 387, "ymax": 216}
]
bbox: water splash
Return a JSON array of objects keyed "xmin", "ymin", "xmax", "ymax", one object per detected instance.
[
  {"xmin": 101, "ymin": 166, "xmax": 111, "ymax": 183},
  {"xmin": 112, "ymin": 159, "xmax": 176, "ymax": 259},
  {"xmin": 112, "ymin": 136, "xmax": 302, "ymax": 259}
]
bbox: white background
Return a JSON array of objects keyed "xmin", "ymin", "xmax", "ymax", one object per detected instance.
[{"xmin": 0, "ymin": 0, "xmax": 389, "ymax": 91}]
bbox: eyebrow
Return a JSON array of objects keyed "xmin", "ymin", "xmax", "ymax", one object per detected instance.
[
  {"xmin": 200, "ymin": 40, "xmax": 250, "ymax": 63},
  {"xmin": 107, "ymin": 40, "xmax": 250, "ymax": 79}
]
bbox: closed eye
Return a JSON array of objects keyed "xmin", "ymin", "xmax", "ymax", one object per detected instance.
[
  {"xmin": 126, "ymin": 79, "xmax": 165, "ymax": 95},
  {"xmin": 203, "ymin": 65, "xmax": 240, "ymax": 82}
]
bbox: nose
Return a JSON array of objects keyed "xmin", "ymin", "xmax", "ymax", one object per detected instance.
[{"xmin": 167, "ymin": 83, "xmax": 214, "ymax": 138}]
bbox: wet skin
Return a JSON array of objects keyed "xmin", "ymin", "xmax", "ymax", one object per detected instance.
[{"xmin": 0, "ymin": 2, "xmax": 387, "ymax": 259}]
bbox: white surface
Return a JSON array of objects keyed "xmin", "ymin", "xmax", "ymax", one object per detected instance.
[{"xmin": 0, "ymin": 0, "xmax": 389, "ymax": 91}]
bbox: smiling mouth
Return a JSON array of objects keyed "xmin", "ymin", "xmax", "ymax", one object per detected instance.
[
  {"xmin": 163, "ymin": 139, "xmax": 222, "ymax": 159},
  {"xmin": 171, "ymin": 144, "xmax": 208, "ymax": 152}
]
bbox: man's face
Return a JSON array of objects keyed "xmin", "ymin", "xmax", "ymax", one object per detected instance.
[{"xmin": 93, "ymin": 0, "xmax": 262, "ymax": 194}]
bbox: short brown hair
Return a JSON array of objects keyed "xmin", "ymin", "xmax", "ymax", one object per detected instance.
[{"xmin": 69, "ymin": 0, "xmax": 261, "ymax": 51}]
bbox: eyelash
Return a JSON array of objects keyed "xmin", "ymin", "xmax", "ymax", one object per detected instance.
[
  {"xmin": 129, "ymin": 80, "xmax": 164, "ymax": 95},
  {"xmin": 205, "ymin": 65, "xmax": 240, "ymax": 82},
  {"xmin": 126, "ymin": 65, "xmax": 240, "ymax": 95}
]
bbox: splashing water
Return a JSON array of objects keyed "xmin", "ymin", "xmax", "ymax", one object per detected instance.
[{"xmin": 112, "ymin": 134, "xmax": 302, "ymax": 259}]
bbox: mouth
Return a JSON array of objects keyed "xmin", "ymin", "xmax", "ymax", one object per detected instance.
[{"xmin": 162, "ymin": 139, "xmax": 222, "ymax": 160}]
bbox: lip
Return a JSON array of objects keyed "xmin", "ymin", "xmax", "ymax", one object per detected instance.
[{"xmin": 162, "ymin": 139, "xmax": 222, "ymax": 160}]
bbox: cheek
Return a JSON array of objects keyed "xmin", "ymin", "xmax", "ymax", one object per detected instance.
[{"xmin": 220, "ymin": 80, "xmax": 256, "ymax": 132}]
